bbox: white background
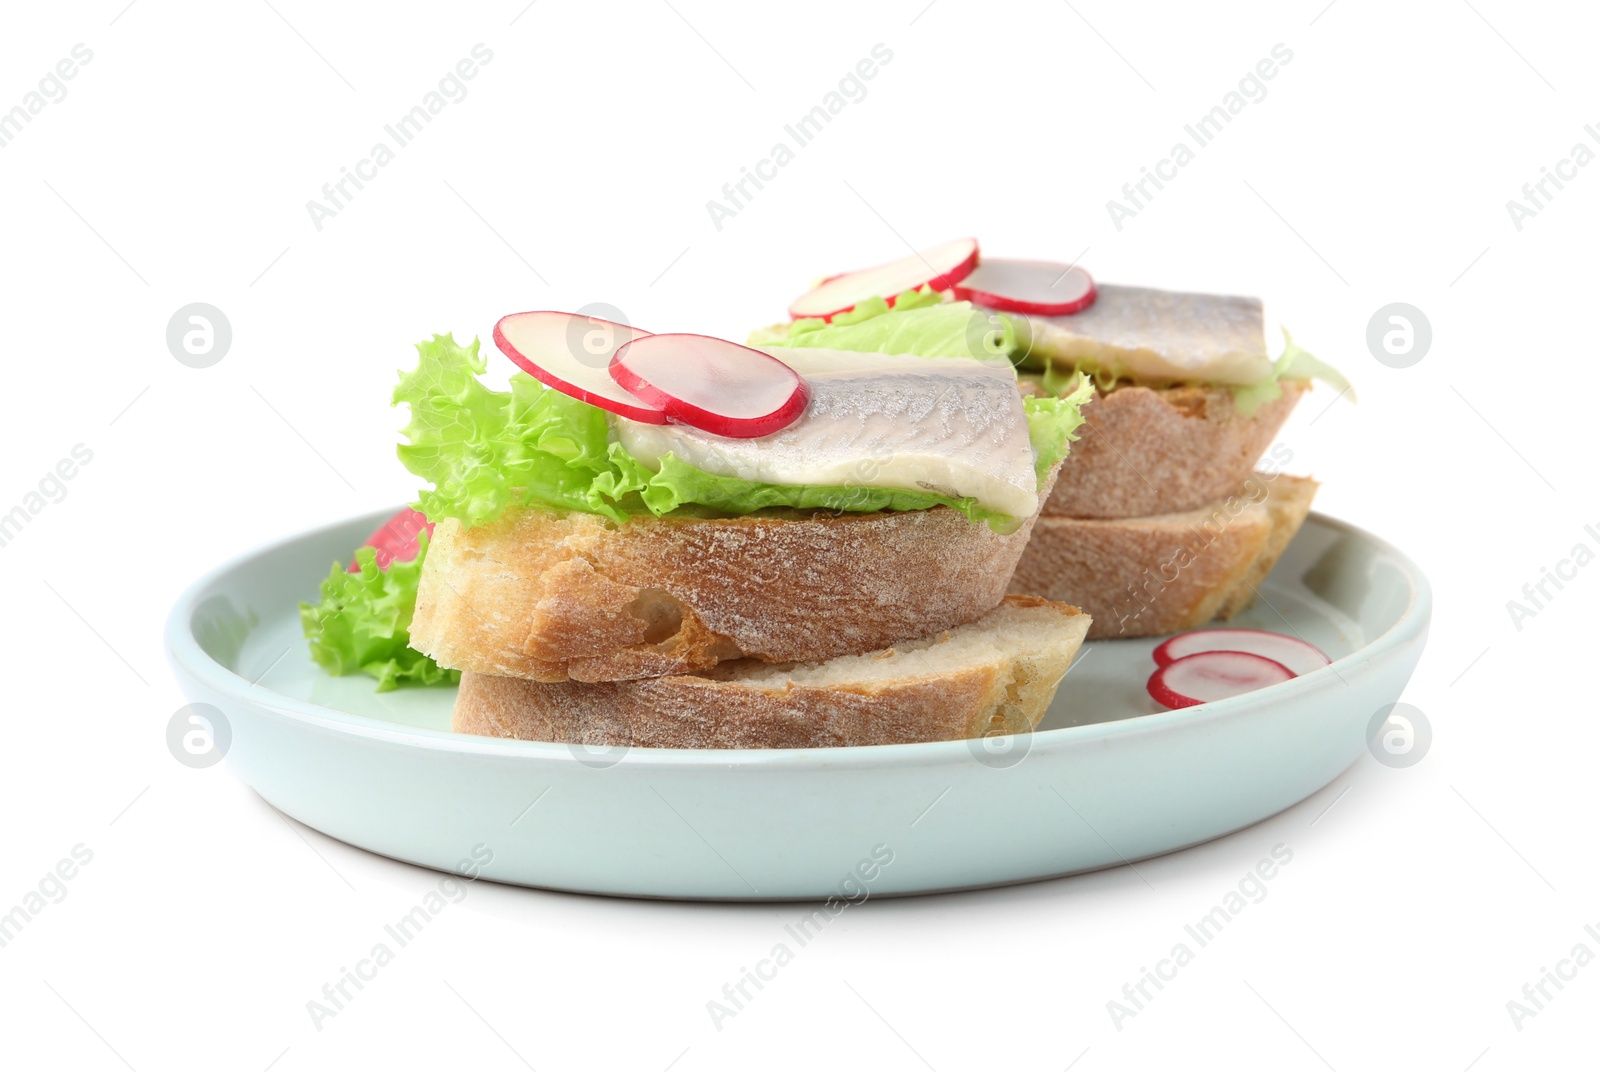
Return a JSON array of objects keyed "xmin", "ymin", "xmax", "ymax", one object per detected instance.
[{"xmin": 1, "ymin": 0, "xmax": 1594, "ymax": 1069}]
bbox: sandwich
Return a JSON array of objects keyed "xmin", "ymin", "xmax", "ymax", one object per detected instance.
[
  {"xmin": 1005, "ymin": 279, "xmax": 1342, "ymax": 638},
  {"xmin": 761, "ymin": 240, "xmax": 1349, "ymax": 639},
  {"xmin": 302, "ymin": 310, "xmax": 1094, "ymax": 747}
]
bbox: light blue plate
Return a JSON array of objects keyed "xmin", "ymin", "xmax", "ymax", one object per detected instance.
[{"xmin": 166, "ymin": 508, "xmax": 1429, "ymax": 900}]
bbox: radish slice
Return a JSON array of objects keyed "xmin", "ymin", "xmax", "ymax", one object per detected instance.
[
  {"xmin": 1147, "ymin": 651, "xmax": 1295, "ymax": 709},
  {"xmin": 788, "ymin": 238, "xmax": 979, "ymax": 321},
  {"xmin": 1153, "ymin": 628, "xmax": 1330, "ymax": 676},
  {"xmin": 951, "ymin": 258, "xmax": 1097, "ymax": 315},
  {"xmin": 610, "ymin": 334, "xmax": 809, "ymax": 439},
  {"xmin": 493, "ymin": 311, "xmax": 665, "ymax": 424},
  {"xmin": 349, "ymin": 507, "xmax": 432, "ymax": 572}
]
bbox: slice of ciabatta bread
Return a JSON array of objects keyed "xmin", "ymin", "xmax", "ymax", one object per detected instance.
[
  {"xmin": 1010, "ymin": 473, "xmax": 1317, "ymax": 640},
  {"xmin": 1041, "ymin": 380, "xmax": 1306, "ymax": 519},
  {"xmin": 450, "ymin": 595, "xmax": 1091, "ymax": 749},
  {"xmin": 411, "ymin": 483, "xmax": 1054, "ymax": 684},
  {"xmin": 1212, "ymin": 472, "xmax": 1319, "ymax": 621}
]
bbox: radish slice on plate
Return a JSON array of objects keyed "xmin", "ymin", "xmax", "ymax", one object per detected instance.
[
  {"xmin": 951, "ymin": 258, "xmax": 1096, "ymax": 315},
  {"xmin": 610, "ymin": 334, "xmax": 810, "ymax": 439},
  {"xmin": 1147, "ymin": 651, "xmax": 1295, "ymax": 710},
  {"xmin": 1153, "ymin": 628, "xmax": 1330, "ymax": 676},
  {"xmin": 349, "ymin": 507, "xmax": 432, "ymax": 572},
  {"xmin": 493, "ymin": 311, "xmax": 665, "ymax": 424},
  {"xmin": 788, "ymin": 238, "xmax": 979, "ymax": 321}
]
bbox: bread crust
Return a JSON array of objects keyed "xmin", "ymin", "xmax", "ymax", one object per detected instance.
[
  {"xmin": 450, "ymin": 596, "xmax": 1090, "ymax": 749},
  {"xmin": 411, "ymin": 485, "xmax": 1052, "ymax": 683},
  {"xmin": 1043, "ymin": 380, "xmax": 1306, "ymax": 519},
  {"xmin": 1011, "ymin": 473, "xmax": 1318, "ymax": 640},
  {"xmin": 1213, "ymin": 472, "xmax": 1319, "ymax": 620}
]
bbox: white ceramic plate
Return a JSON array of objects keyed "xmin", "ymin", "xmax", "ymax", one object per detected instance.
[{"xmin": 166, "ymin": 508, "xmax": 1429, "ymax": 900}]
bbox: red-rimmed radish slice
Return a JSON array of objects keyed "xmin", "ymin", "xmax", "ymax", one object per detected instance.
[
  {"xmin": 788, "ymin": 238, "xmax": 979, "ymax": 321},
  {"xmin": 610, "ymin": 334, "xmax": 809, "ymax": 438},
  {"xmin": 1153, "ymin": 628, "xmax": 1330, "ymax": 676},
  {"xmin": 951, "ymin": 258, "xmax": 1096, "ymax": 315},
  {"xmin": 493, "ymin": 310, "xmax": 665, "ymax": 424},
  {"xmin": 349, "ymin": 507, "xmax": 433, "ymax": 572},
  {"xmin": 1147, "ymin": 651, "xmax": 1295, "ymax": 710}
]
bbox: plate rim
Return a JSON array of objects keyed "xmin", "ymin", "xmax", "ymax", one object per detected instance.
[{"xmin": 165, "ymin": 506, "xmax": 1432, "ymax": 771}]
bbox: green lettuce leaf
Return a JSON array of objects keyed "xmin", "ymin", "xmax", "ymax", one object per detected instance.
[
  {"xmin": 392, "ymin": 333, "xmax": 1058, "ymax": 530},
  {"xmin": 300, "ymin": 533, "xmax": 458, "ymax": 692},
  {"xmin": 1230, "ymin": 329, "xmax": 1355, "ymax": 417},
  {"xmin": 1025, "ymin": 376, "xmax": 1094, "ymax": 482},
  {"xmin": 759, "ymin": 291, "xmax": 1022, "ymax": 360},
  {"xmin": 393, "ymin": 334, "xmax": 647, "ymax": 527},
  {"xmin": 747, "ymin": 286, "xmax": 945, "ymax": 346},
  {"xmin": 1038, "ymin": 360, "xmax": 1091, "ymax": 398}
]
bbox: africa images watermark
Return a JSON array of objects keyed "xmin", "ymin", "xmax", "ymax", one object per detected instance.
[
  {"xmin": 1504, "ymin": 921, "xmax": 1600, "ymax": 1032},
  {"xmin": 305, "ymin": 843, "xmax": 494, "ymax": 1031},
  {"xmin": 706, "ymin": 844, "xmax": 895, "ymax": 1031},
  {"xmin": 1106, "ymin": 842, "xmax": 1295, "ymax": 1030},
  {"xmin": 0, "ymin": 43, "xmax": 94, "ymax": 151},
  {"xmin": 0, "ymin": 843, "xmax": 94, "ymax": 951},
  {"xmin": 0, "ymin": 443, "xmax": 95, "ymax": 551},
  {"xmin": 1505, "ymin": 123, "xmax": 1600, "ymax": 231},
  {"xmin": 1106, "ymin": 43, "xmax": 1294, "ymax": 231},
  {"xmin": 1504, "ymin": 521, "xmax": 1600, "ymax": 632},
  {"xmin": 705, "ymin": 43, "xmax": 895, "ymax": 231},
  {"xmin": 305, "ymin": 44, "xmax": 495, "ymax": 231}
]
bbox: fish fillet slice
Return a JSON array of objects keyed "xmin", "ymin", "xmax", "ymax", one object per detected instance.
[{"xmin": 1019, "ymin": 284, "xmax": 1271, "ymax": 386}]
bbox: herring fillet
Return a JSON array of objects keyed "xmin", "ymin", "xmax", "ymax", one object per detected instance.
[
  {"xmin": 615, "ymin": 352, "xmax": 1039, "ymax": 518},
  {"xmin": 1020, "ymin": 284, "xmax": 1272, "ymax": 386}
]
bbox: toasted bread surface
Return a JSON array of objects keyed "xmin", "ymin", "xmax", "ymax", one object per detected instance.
[
  {"xmin": 1011, "ymin": 473, "xmax": 1318, "ymax": 639},
  {"xmin": 1043, "ymin": 380, "xmax": 1305, "ymax": 519},
  {"xmin": 411, "ymin": 483, "xmax": 1053, "ymax": 683},
  {"xmin": 450, "ymin": 596, "xmax": 1090, "ymax": 749}
]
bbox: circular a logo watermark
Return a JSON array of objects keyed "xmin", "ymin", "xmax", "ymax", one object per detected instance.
[
  {"xmin": 565, "ymin": 302, "xmax": 633, "ymax": 370},
  {"xmin": 166, "ymin": 303, "xmax": 232, "ymax": 368},
  {"xmin": 1366, "ymin": 303, "xmax": 1430, "ymax": 369},
  {"xmin": 962, "ymin": 306, "xmax": 1013, "ymax": 360},
  {"xmin": 1366, "ymin": 703, "xmax": 1431, "ymax": 768},
  {"xmin": 167, "ymin": 703, "xmax": 231, "ymax": 768},
  {"xmin": 565, "ymin": 707, "xmax": 631, "ymax": 769},
  {"xmin": 965, "ymin": 725, "xmax": 1034, "ymax": 769},
  {"xmin": 566, "ymin": 740, "xmax": 630, "ymax": 770}
]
